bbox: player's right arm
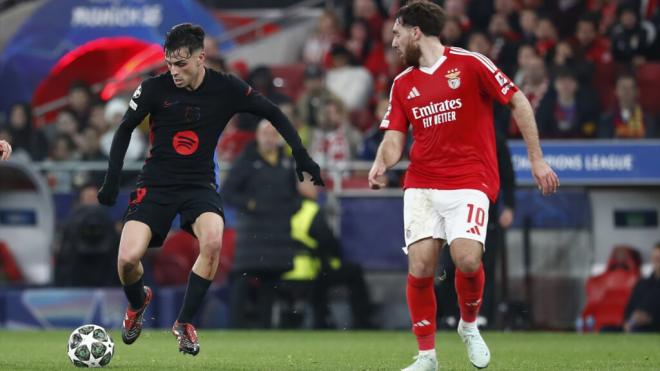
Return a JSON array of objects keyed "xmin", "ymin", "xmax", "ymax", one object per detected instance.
[
  {"xmin": 98, "ymin": 81, "xmax": 154, "ymax": 206},
  {"xmin": 369, "ymin": 131, "xmax": 406, "ymax": 189},
  {"xmin": 369, "ymin": 77, "xmax": 408, "ymax": 190}
]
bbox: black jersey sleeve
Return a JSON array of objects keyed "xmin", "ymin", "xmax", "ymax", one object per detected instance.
[
  {"xmin": 104, "ymin": 79, "xmax": 155, "ymax": 184},
  {"xmin": 225, "ymin": 74, "xmax": 304, "ymax": 153}
]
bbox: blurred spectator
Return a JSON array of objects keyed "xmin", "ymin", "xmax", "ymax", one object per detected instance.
[
  {"xmin": 302, "ymin": 9, "xmax": 343, "ymax": 66},
  {"xmin": 611, "ymin": 5, "xmax": 658, "ymax": 66},
  {"xmin": 5, "ymin": 103, "xmax": 47, "ymax": 160},
  {"xmin": 48, "ymin": 134, "xmax": 78, "ymax": 162},
  {"xmin": 66, "ymin": 81, "xmax": 94, "ymax": 130},
  {"xmin": 309, "ymin": 97, "xmax": 362, "ymax": 170},
  {"xmin": 54, "ymin": 182, "xmax": 120, "ymax": 287},
  {"xmin": 284, "ymin": 199, "xmax": 375, "ymax": 329},
  {"xmin": 359, "ymin": 95, "xmax": 390, "ymax": 161},
  {"xmin": 345, "ymin": 0, "xmax": 387, "ymax": 42},
  {"xmin": 488, "ymin": 12, "xmax": 520, "ymax": 75},
  {"xmin": 238, "ymin": 66, "xmax": 292, "ymax": 131},
  {"xmin": 494, "ymin": 0, "xmax": 521, "ymax": 33},
  {"xmin": 572, "ymin": 14, "xmax": 612, "ymax": 67},
  {"xmin": 43, "ymin": 109, "xmax": 84, "ymax": 153},
  {"xmin": 547, "ymin": 41, "xmax": 594, "ymax": 85},
  {"xmin": 87, "ymin": 100, "xmax": 109, "ymax": 134},
  {"xmin": 100, "ymin": 97, "xmax": 147, "ymax": 161},
  {"xmin": 278, "ymin": 101, "xmax": 310, "ymax": 156},
  {"xmin": 80, "ymin": 127, "xmax": 105, "ymax": 161},
  {"xmin": 534, "ymin": 17, "xmax": 559, "ymax": 58},
  {"xmin": 467, "ymin": 31, "xmax": 493, "ymax": 59},
  {"xmin": 587, "ymin": 0, "xmax": 618, "ymax": 34},
  {"xmin": 519, "ymin": 8, "xmax": 538, "ymax": 44},
  {"xmin": 624, "ymin": 242, "xmax": 660, "ymax": 332},
  {"xmin": 373, "ymin": 45, "xmax": 405, "ymax": 96},
  {"xmin": 346, "ymin": 18, "xmax": 373, "ymax": 65},
  {"xmin": 44, "ymin": 134, "xmax": 77, "ymax": 192},
  {"xmin": 204, "ymin": 36, "xmax": 227, "ymax": 72},
  {"xmin": 441, "ymin": 16, "xmax": 466, "ymax": 47},
  {"xmin": 325, "ymin": 44, "xmax": 373, "ymax": 111},
  {"xmin": 296, "ymin": 64, "xmax": 338, "ymax": 130},
  {"xmin": 444, "ymin": 0, "xmax": 472, "ymax": 32},
  {"xmin": 466, "ymin": 0, "xmax": 495, "ymax": 30},
  {"xmin": 598, "ymin": 74, "xmax": 656, "ymax": 138},
  {"xmin": 223, "ymin": 120, "xmax": 300, "ymax": 328},
  {"xmin": 537, "ymin": 68, "xmax": 599, "ymax": 138},
  {"xmin": 216, "ymin": 116, "xmax": 254, "ymax": 163},
  {"xmin": 512, "ymin": 44, "xmax": 539, "ymax": 86},
  {"xmin": 506, "ymin": 56, "xmax": 549, "ymax": 137}
]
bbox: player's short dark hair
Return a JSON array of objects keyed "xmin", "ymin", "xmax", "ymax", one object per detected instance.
[
  {"xmin": 395, "ymin": 0, "xmax": 446, "ymax": 37},
  {"xmin": 164, "ymin": 23, "xmax": 205, "ymax": 56}
]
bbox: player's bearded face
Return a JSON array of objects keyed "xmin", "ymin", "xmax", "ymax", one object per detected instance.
[
  {"xmin": 392, "ymin": 20, "xmax": 421, "ymax": 68},
  {"xmin": 402, "ymin": 40, "xmax": 421, "ymax": 68}
]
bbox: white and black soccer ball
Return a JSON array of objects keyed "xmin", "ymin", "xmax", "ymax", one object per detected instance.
[{"xmin": 67, "ymin": 324, "xmax": 114, "ymax": 368}]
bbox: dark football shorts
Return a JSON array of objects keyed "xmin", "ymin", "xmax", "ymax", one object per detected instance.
[{"xmin": 123, "ymin": 184, "xmax": 224, "ymax": 247}]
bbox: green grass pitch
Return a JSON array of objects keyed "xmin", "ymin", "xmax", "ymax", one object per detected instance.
[{"xmin": 0, "ymin": 330, "xmax": 658, "ymax": 370}]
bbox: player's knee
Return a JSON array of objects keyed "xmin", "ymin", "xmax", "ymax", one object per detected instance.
[
  {"xmin": 199, "ymin": 233, "xmax": 222, "ymax": 257},
  {"xmin": 409, "ymin": 259, "xmax": 435, "ymax": 277},
  {"xmin": 117, "ymin": 251, "xmax": 141, "ymax": 272},
  {"xmin": 455, "ymin": 254, "xmax": 481, "ymax": 273}
]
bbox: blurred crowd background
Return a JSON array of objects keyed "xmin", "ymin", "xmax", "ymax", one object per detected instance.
[{"xmin": 0, "ymin": 0, "xmax": 658, "ymax": 333}]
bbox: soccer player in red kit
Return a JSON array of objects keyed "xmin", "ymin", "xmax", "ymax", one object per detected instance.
[{"xmin": 368, "ymin": 2, "xmax": 559, "ymax": 370}]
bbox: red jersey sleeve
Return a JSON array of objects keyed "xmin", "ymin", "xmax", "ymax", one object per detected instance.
[
  {"xmin": 379, "ymin": 78, "xmax": 408, "ymax": 133},
  {"xmin": 471, "ymin": 52, "xmax": 518, "ymax": 105}
]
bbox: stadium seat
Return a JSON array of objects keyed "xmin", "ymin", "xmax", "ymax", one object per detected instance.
[
  {"xmin": 0, "ymin": 241, "xmax": 23, "ymax": 283},
  {"xmin": 270, "ymin": 63, "xmax": 306, "ymax": 101},
  {"xmin": 593, "ymin": 62, "xmax": 618, "ymax": 112},
  {"xmin": 580, "ymin": 245, "xmax": 641, "ymax": 331},
  {"xmin": 153, "ymin": 228, "xmax": 236, "ymax": 286},
  {"xmin": 635, "ymin": 63, "xmax": 660, "ymax": 116}
]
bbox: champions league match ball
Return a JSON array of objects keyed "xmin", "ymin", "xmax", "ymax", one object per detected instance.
[{"xmin": 67, "ymin": 324, "xmax": 114, "ymax": 368}]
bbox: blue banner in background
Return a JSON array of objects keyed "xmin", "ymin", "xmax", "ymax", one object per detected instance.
[
  {"xmin": 509, "ymin": 140, "xmax": 660, "ymax": 185},
  {"xmin": 0, "ymin": 0, "xmax": 234, "ymax": 112}
]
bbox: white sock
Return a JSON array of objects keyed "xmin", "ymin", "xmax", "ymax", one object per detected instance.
[
  {"xmin": 459, "ymin": 319, "xmax": 477, "ymax": 330},
  {"xmin": 419, "ymin": 349, "xmax": 436, "ymax": 358}
]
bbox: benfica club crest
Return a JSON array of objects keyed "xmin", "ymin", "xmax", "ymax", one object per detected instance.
[{"xmin": 445, "ymin": 69, "xmax": 461, "ymax": 89}]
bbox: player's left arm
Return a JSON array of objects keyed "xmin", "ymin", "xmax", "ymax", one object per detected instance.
[
  {"xmin": 227, "ymin": 75, "xmax": 324, "ymax": 186},
  {"xmin": 508, "ymin": 91, "xmax": 559, "ymax": 195},
  {"xmin": 470, "ymin": 51, "xmax": 559, "ymax": 196}
]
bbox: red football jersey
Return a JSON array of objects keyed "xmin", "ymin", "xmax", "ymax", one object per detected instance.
[{"xmin": 380, "ymin": 47, "xmax": 518, "ymax": 201}]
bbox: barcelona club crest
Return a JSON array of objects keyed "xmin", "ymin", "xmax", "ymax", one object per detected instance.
[{"xmin": 445, "ymin": 69, "xmax": 461, "ymax": 89}]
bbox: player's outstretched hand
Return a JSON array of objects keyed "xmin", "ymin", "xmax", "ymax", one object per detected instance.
[
  {"xmin": 293, "ymin": 149, "xmax": 325, "ymax": 186},
  {"xmin": 97, "ymin": 177, "xmax": 120, "ymax": 206},
  {"xmin": 368, "ymin": 161, "xmax": 387, "ymax": 190},
  {"xmin": 531, "ymin": 159, "xmax": 559, "ymax": 196},
  {"xmin": 0, "ymin": 140, "xmax": 12, "ymax": 161}
]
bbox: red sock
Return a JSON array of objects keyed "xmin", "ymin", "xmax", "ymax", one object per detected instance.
[
  {"xmin": 407, "ymin": 274, "xmax": 436, "ymax": 351},
  {"xmin": 455, "ymin": 264, "xmax": 485, "ymax": 323}
]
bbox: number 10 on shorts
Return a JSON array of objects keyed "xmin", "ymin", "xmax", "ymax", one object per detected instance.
[{"xmin": 466, "ymin": 203, "xmax": 485, "ymax": 226}]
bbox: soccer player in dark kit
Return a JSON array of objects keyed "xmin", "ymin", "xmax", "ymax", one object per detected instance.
[{"xmin": 97, "ymin": 23, "xmax": 324, "ymax": 356}]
